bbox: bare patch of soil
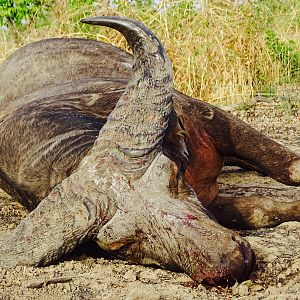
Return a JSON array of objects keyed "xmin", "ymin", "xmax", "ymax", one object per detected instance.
[{"xmin": 1, "ymin": 98, "xmax": 299, "ymax": 299}]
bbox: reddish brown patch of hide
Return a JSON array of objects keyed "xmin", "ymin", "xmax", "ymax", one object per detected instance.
[{"xmin": 185, "ymin": 123, "xmax": 223, "ymax": 207}]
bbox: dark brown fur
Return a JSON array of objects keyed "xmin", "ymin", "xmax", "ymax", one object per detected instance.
[
  {"xmin": 0, "ymin": 18, "xmax": 299, "ymax": 284},
  {"xmin": 0, "ymin": 38, "xmax": 299, "ymax": 226},
  {"xmin": 0, "ymin": 17, "xmax": 257, "ymax": 285}
]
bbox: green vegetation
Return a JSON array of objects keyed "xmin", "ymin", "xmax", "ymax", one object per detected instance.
[
  {"xmin": 1, "ymin": 0, "xmax": 300, "ymax": 104},
  {"xmin": 0, "ymin": 0, "xmax": 52, "ymax": 27},
  {"xmin": 265, "ymin": 29, "xmax": 300, "ymax": 80}
]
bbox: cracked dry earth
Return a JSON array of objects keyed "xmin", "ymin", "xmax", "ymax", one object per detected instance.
[{"xmin": 0, "ymin": 97, "xmax": 300, "ymax": 300}]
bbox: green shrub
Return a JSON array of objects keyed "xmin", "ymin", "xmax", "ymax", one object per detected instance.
[
  {"xmin": 0, "ymin": 0, "xmax": 52, "ymax": 28},
  {"xmin": 265, "ymin": 29, "xmax": 300, "ymax": 80},
  {"xmin": 1, "ymin": 0, "xmax": 300, "ymax": 104}
]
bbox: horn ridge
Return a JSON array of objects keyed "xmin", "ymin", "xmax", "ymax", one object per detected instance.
[{"xmin": 81, "ymin": 16, "xmax": 173, "ymax": 177}]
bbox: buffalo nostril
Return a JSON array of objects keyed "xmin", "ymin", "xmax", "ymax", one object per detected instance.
[
  {"xmin": 229, "ymin": 234, "xmax": 256, "ymax": 282},
  {"xmin": 236, "ymin": 238, "xmax": 256, "ymax": 282},
  {"xmin": 196, "ymin": 235, "xmax": 256, "ymax": 286}
]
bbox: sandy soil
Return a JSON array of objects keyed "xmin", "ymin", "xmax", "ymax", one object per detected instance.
[{"xmin": 0, "ymin": 97, "xmax": 299, "ymax": 300}]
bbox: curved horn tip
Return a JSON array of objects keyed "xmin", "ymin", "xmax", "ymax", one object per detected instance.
[
  {"xmin": 80, "ymin": 16, "xmax": 138, "ymax": 28},
  {"xmin": 81, "ymin": 16, "xmax": 129, "ymax": 23},
  {"xmin": 80, "ymin": 16, "xmax": 144, "ymax": 37},
  {"xmin": 79, "ymin": 16, "xmax": 164, "ymax": 57}
]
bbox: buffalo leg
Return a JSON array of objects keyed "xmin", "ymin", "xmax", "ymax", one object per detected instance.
[
  {"xmin": 223, "ymin": 157, "xmax": 263, "ymax": 173},
  {"xmin": 209, "ymin": 195, "xmax": 300, "ymax": 229},
  {"xmin": 177, "ymin": 95, "xmax": 300, "ymax": 186}
]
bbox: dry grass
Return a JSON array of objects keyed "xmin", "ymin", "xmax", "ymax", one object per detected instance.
[{"xmin": 1, "ymin": 0, "xmax": 300, "ymax": 104}]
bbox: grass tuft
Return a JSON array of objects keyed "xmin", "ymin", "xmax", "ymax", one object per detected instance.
[{"xmin": 1, "ymin": 0, "xmax": 300, "ymax": 104}]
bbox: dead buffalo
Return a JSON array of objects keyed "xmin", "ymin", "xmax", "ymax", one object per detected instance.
[{"xmin": 0, "ymin": 16, "xmax": 299, "ymax": 285}]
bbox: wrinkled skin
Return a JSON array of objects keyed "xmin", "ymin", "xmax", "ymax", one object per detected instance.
[
  {"xmin": 0, "ymin": 16, "xmax": 299, "ymax": 285},
  {"xmin": 0, "ymin": 37, "xmax": 299, "ymax": 228}
]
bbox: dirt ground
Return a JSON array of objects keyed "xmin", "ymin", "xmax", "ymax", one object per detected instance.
[{"xmin": 0, "ymin": 96, "xmax": 299, "ymax": 300}]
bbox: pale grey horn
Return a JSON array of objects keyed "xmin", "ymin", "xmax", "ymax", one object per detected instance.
[{"xmin": 81, "ymin": 16, "xmax": 173, "ymax": 174}]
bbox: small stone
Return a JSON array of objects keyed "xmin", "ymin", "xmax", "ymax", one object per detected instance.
[
  {"xmin": 64, "ymin": 262, "xmax": 74, "ymax": 270},
  {"xmin": 231, "ymin": 282, "xmax": 239, "ymax": 296},
  {"xmin": 242, "ymin": 280, "xmax": 253, "ymax": 287},
  {"xmin": 123, "ymin": 270, "xmax": 137, "ymax": 282},
  {"xmin": 238, "ymin": 284, "xmax": 249, "ymax": 297}
]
